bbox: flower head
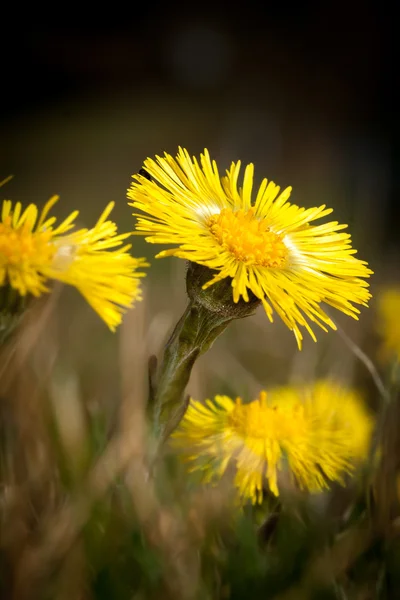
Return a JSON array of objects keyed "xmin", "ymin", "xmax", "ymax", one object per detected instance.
[
  {"xmin": 376, "ymin": 287, "xmax": 400, "ymax": 363},
  {"xmin": 128, "ymin": 148, "xmax": 372, "ymax": 348},
  {"xmin": 172, "ymin": 380, "xmax": 373, "ymax": 504},
  {"xmin": 0, "ymin": 195, "xmax": 148, "ymax": 330}
]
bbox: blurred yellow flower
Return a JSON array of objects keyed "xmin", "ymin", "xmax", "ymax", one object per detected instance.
[
  {"xmin": 0, "ymin": 195, "xmax": 148, "ymax": 330},
  {"xmin": 128, "ymin": 148, "xmax": 372, "ymax": 349},
  {"xmin": 172, "ymin": 380, "xmax": 373, "ymax": 504},
  {"xmin": 376, "ymin": 287, "xmax": 400, "ymax": 362}
]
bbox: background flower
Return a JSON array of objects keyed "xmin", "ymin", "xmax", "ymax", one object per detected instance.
[
  {"xmin": 172, "ymin": 380, "xmax": 373, "ymax": 504},
  {"xmin": 0, "ymin": 196, "xmax": 148, "ymax": 330},
  {"xmin": 376, "ymin": 287, "xmax": 400, "ymax": 363}
]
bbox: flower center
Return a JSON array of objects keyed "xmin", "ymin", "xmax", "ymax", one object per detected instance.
[
  {"xmin": 207, "ymin": 208, "xmax": 288, "ymax": 267},
  {"xmin": 228, "ymin": 393, "xmax": 305, "ymax": 442},
  {"xmin": 0, "ymin": 217, "xmax": 55, "ymax": 268}
]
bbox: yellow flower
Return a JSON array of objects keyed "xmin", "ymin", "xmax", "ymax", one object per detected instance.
[
  {"xmin": 172, "ymin": 380, "xmax": 373, "ymax": 504},
  {"xmin": 128, "ymin": 148, "xmax": 372, "ymax": 348},
  {"xmin": 0, "ymin": 195, "xmax": 148, "ymax": 330},
  {"xmin": 376, "ymin": 287, "xmax": 400, "ymax": 363}
]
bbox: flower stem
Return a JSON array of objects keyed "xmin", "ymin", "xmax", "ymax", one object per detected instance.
[
  {"xmin": 151, "ymin": 262, "xmax": 261, "ymax": 440},
  {"xmin": 0, "ymin": 285, "xmax": 27, "ymax": 345},
  {"xmin": 153, "ymin": 301, "xmax": 233, "ymax": 438}
]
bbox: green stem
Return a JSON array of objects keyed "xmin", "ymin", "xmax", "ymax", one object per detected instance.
[
  {"xmin": 151, "ymin": 262, "xmax": 261, "ymax": 440},
  {"xmin": 153, "ymin": 301, "xmax": 234, "ymax": 438},
  {"xmin": 0, "ymin": 285, "xmax": 27, "ymax": 345}
]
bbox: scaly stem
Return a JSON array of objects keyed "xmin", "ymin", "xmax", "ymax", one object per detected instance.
[
  {"xmin": 151, "ymin": 262, "xmax": 261, "ymax": 440},
  {"xmin": 153, "ymin": 301, "xmax": 234, "ymax": 438}
]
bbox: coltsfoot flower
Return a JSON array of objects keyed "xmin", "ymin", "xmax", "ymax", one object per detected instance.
[
  {"xmin": 376, "ymin": 287, "xmax": 400, "ymax": 363},
  {"xmin": 172, "ymin": 380, "xmax": 373, "ymax": 504},
  {"xmin": 128, "ymin": 148, "xmax": 372, "ymax": 348},
  {"xmin": 0, "ymin": 194, "xmax": 148, "ymax": 330}
]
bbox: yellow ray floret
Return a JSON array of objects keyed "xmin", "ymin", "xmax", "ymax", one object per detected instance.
[
  {"xmin": 0, "ymin": 195, "xmax": 148, "ymax": 330},
  {"xmin": 172, "ymin": 380, "xmax": 373, "ymax": 504},
  {"xmin": 128, "ymin": 148, "xmax": 372, "ymax": 348}
]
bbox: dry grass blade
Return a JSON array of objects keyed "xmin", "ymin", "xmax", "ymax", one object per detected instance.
[{"xmin": 119, "ymin": 297, "xmax": 201, "ymax": 600}]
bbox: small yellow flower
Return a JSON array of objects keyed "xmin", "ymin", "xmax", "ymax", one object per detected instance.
[
  {"xmin": 172, "ymin": 380, "xmax": 373, "ymax": 504},
  {"xmin": 0, "ymin": 195, "xmax": 148, "ymax": 330},
  {"xmin": 128, "ymin": 148, "xmax": 372, "ymax": 348},
  {"xmin": 376, "ymin": 287, "xmax": 400, "ymax": 363}
]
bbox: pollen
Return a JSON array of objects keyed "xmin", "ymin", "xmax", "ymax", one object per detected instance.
[
  {"xmin": 207, "ymin": 208, "xmax": 288, "ymax": 267},
  {"xmin": 0, "ymin": 217, "xmax": 54, "ymax": 269},
  {"xmin": 228, "ymin": 392, "xmax": 305, "ymax": 441}
]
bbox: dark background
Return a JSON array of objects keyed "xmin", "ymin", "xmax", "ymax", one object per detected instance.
[{"xmin": 0, "ymin": 2, "xmax": 396, "ymax": 262}]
